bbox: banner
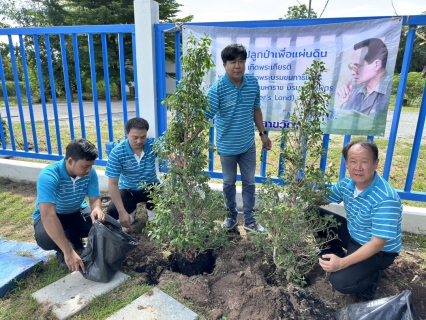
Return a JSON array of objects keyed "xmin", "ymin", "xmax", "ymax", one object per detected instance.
[{"xmin": 183, "ymin": 18, "xmax": 402, "ymax": 136}]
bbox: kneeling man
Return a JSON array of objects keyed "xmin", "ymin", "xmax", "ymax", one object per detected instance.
[{"xmin": 318, "ymin": 140, "xmax": 402, "ymax": 299}]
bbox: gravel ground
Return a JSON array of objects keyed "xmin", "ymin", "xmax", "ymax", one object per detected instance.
[{"xmin": 385, "ymin": 110, "xmax": 426, "ymax": 143}]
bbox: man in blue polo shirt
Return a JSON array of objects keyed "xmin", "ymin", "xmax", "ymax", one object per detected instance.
[
  {"xmin": 317, "ymin": 140, "xmax": 402, "ymax": 299},
  {"xmin": 106, "ymin": 117, "xmax": 160, "ymax": 228},
  {"xmin": 33, "ymin": 139, "xmax": 105, "ymax": 272},
  {"xmin": 206, "ymin": 44, "xmax": 272, "ymax": 233}
]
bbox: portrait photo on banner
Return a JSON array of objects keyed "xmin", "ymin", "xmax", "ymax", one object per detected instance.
[{"xmin": 183, "ymin": 18, "xmax": 402, "ymax": 137}]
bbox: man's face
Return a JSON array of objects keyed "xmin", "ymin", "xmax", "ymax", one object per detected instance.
[
  {"xmin": 126, "ymin": 128, "xmax": 147, "ymax": 152},
  {"xmin": 223, "ymin": 55, "xmax": 246, "ymax": 85},
  {"xmin": 344, "ymin": 144, "xmax": 379, "ymax": 190},
  {"xmin": 349, "ymin": 48, "xmax": 380, "ymax": 86},
  {"xmin": 67, "ymin": 158, "xmax": 94, "ymax": 178}
]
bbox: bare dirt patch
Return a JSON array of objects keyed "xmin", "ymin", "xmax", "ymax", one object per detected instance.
[{"xmin": 120, "ymin": 207, "xmax": 426, "ymax": 320}]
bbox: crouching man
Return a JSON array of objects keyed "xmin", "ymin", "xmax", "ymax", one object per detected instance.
[
  {"xmin": 33, "ymin": 139, "xmax": 105, "ymax": 272},
  {"xmin": 318, "ymin": 140, "xmax": 402, "ymax": 299}
]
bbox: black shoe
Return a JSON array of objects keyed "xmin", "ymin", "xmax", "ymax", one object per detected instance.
[
  {"xmin": 356, "ymin": 270, "xmax": 381, "ymax": 300},
  {"xmin": 221, "ymin": 217, "xmax": 238, "ymax": 230},
  {"xmin": 55, "ymin": 251, "xmax": 68, "ymax": 269}
]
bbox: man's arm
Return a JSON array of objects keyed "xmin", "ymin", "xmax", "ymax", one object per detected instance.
[
  {"xmin": 39, "ymin": 203, "xmax": 86, "ymax": 272},
  {"xmin": 254, "ymin": 108, "xmax": 272, "ymax": 150},
  {"xmin": 108, "ymin": 178, "xmax": 131, "ymax": 228},
  {"xmin": 319, "ymin": 236, "xmax": 386, "ymax": 272},
  {"xmin": 89, "ymin": 196, "xmax": 105, "ymax": 223}
]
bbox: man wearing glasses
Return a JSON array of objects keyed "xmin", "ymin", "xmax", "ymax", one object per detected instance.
[{"xmin": 336, "ymin": 38, "xmax": 391, "ymax": 116}]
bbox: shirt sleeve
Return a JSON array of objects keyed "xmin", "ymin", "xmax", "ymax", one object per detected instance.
[
  {"xmin": 324, "ymin": 180, "xmax": 344, "ymax": 204},
  {"xmin": 253, "ymin": 79, "xmax": 261, "ymax": 109},
  {"xmin": 206, "ymin": 86, "xmax": 219, "ymax": 119},
  {"xmin": 37, "ymin": 169, "xmax": 59, "ymax": 205},
  {"xmin": 105, "ymin": 148, "xmax": 122, "ymax": 179},
  {"xmin": 87, "ymin": 168, "xmax": 101, "ymax": 198}
]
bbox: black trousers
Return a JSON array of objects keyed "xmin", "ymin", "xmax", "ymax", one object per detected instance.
[
  {"xmin": 318, "ymin": 208, "xmax": 398, "ymax": 294},
  {"xmin": 34, "ymin": 211, "xmax": 92, "ymax": 251},
  {"xmin": 106, "ymin": 184, "xmax": 158, "ymax": 220}
]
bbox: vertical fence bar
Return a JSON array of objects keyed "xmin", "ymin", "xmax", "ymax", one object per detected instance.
[
  {"xmin": 118, "ymin": 32, "xmax": 128, "ymax": 125},
  {"xmin": 319, "ymin": 134, "xmax": 330, "ymax": 172},
  {"xmin": 101, "ymin": 33, "xmax": 113, "ymax": 143},
  {"xmin": 259, "ymin": 131, "xmax": 269, "ymax": 177},
  {"xmin": 60, "ymin": 34, "xmax": 75, "ymax": 140},
  {"xmin": 132, "ymin": 32, "xmax": 139, "ymax": 119},
  {"xmin": 88, "ymin": 33, "xmax": 102, "ymax": 158},
  {"xmin": 0, "ymin": 54, "xmax": 15, "ymax": 150},
  {"xmin": 339, "ymin": 135, "xmax": 351, "ymax": 180},
  {"xmin": 45, "ymin": 34, "xmax": 62, "ymax": 155},
  {"xmin": 404, "ymin": 84, "xmax": 426, "ymax": 192},
  {"xmin": 175, "ymin": 30, "xmax": 181, "ymax": 85},
  {"xmin": 8, "ymin": 35, "xmax": 29, "ymax": 151},
  {"xmin": 209, "ymin": 126, "xmax": 215, "ymax": 171},
  {"xmin": 72, "ymin": 34, "xmax": 86, "ymax": 138},
  {"xmin": 383, "ymin": 27, "xmax": 416, "ymax": 180},
  {"xmin": 155, "ymin": 27, "xmax": 167, "ymax": 136},
  {"xmin": 33, "ymin": 35, "xmax": 52, "ymax": 154},
  {"xmin": 0, "ymin": 113, "xmax": 6, "ymax": 148},
  {"xmin": 19, "ymin": 35, "xmax": 39, "ymax": 153}
]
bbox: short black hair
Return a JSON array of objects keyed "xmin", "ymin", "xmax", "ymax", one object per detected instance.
[
  {"xmin": 342, "ymin": 140, "xmax": 379, "ymax": 162},
  {"xmin": 353, "ymin": 38, "xmax": 388, "ymax": 69},
  {"xmin": 65, "ymin": 139, "xmax": 98, "ymax": 161},
  {"xmin": 125, "ymin": 117, "xmax": 149, "ymax": 133},
  {"xmin": 221, "ymin": 44, "xmax": 247, "ymax": 64}
]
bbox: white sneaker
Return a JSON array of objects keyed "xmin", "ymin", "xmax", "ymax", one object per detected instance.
[
  {"xmin": 146, "ymin": 209, "xmax": 156, "ymax": 221},
  {"xmin": 129, "ymin": 209, "xmax": 137, "ymax": 224}
]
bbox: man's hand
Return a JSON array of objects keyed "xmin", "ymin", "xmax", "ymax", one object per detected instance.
[
  {"xmin": 118, "ymin": 211, "xmax": 131, "ymax": 228},
  {"xmin": 90, "ymin": 207, "xmax": 105, "ymax": 223},
  {"xmin": 64, "ymin": 248, "xmax": 86, "ymax": 273},
  {"xmin": 336, "ymin": 80, "xmax": 353, "ymax": 107},
  {"xmin": 261, "ymin": 135, "xmax": 272, "ymax": 150},
  {"xmin": 318, "ymin": 253, "xmax": 343, "ymax": 273}
]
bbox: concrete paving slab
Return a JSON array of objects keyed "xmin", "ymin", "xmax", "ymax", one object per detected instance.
[
  {"xmin": 106, "ymin": 287, "xmax": 198, "ymax": 320},
  {"xmin": 32, "ymin": 271, "xmax": 129, "ymax": 320}
]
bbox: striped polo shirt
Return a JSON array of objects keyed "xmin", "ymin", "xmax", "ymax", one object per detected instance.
[
  {"xmin": 32, "ymin": 158, "xmax": 100, "ymax": 222},
  {"xmin": 206, "ymin": 73, "xmax": 260, "ymax": 156},
  {"xmin": 105, "ymin": 137, "xmax": 159, "ymax": 190},
  {"xmin": 325, "ymin": 172, "xmax": 402, "ymax": 253}
]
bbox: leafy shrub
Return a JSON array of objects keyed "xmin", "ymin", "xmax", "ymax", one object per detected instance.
[
  {"xmin": 392, "ymin": 72, "xmax": 426, "ymax": 107},
  {"xmin": 146, "ymin": 33, "xmax": 228, "ymax": 259},
  {"xmin": 253, "ymin": 61, "xmax": 338, "ymax": 285},
  {"xmin": 0, "ymin": 81, "xmax": 26, "ymax": 97}
]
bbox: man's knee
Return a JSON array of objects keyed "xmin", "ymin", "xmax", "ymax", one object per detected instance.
[{"xmin": 329, "ymin": 270, "xmax": 361, "ymax": 294}]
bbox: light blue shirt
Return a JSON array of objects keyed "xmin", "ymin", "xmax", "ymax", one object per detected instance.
[
  {"xmin": 325, "ymin": 172, "xmax": 402, "ymax": 253},
  {"xmin": 33, "ymin": 159, "xmax": 100, "ymax": 222},
  {"xmin": 105, "ymin": 138, "xmax": 159, "ymax": 190},
  {"xmin": 206, "ymin": 73, "xmax": 260, "ymax": 156}
]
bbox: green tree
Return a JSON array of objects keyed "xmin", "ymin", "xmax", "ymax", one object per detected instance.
[
  {"xmin": 253, "ymin": 61, "xmax": 337, "ymax": 285},
  {"xmin": 282, "ymin": 4, "xmax": 317, "ymax": 19}
]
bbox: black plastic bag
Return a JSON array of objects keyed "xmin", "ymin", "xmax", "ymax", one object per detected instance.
[
  {"xmin": 79, "ymin": 214, "xmax": 138, "ymax": 282},
  {"xmin": 335, "ymin": 290, "xmax": 420, "ymax": 320}
]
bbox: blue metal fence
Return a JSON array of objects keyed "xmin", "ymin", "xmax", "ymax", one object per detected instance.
[
  {"xmin": 0, "ymin": 17, "xmax": 425, "ymax": 203},
  {"xmin": 0, "ymin": 25, "xmax": 138, "ymax": 166},
  {"xmin": 154, "ymin": 15, "xmax": 426, "ymax": 203}
]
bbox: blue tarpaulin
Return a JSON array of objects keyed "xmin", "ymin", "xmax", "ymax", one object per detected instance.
[{"xmin": 0, "ymin": 237, "xmax": 55, "ymax": 297}]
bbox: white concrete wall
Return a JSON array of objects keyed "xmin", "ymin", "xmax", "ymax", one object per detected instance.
[{"xmin": 1, "ymin": 158, "xmax": 425, "ymax": 234}]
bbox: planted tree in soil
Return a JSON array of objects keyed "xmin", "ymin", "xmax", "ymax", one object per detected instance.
[
  {"xmin": 146, "ymin": 33, "xmax": 228, "ymax": 276},
  {"xmin": 253, "ymin": 60, "xmax": 338, "ymax": 285}
]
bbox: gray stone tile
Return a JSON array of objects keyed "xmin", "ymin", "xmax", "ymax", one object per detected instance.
[{"xmin": 32, "ymin": 271, "xmax": 129, "ymax": 320}]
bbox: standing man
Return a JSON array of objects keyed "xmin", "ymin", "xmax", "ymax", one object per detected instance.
[
  {"xmin": 106, "ymin": 117, "xmax": 160, "ymax": 228},
  {"xmin": 206, "ymin": 44, "xmax": 272, "ymax": 233},
  {"xmin": 318, "ymin": 140, "xmax": 402, "ymax": 299},
  {"xmin": 336, "ymin": 38, "xmax": 392, "ymax": 116},
  {"xmin": 33, "ymin": 139, "xmax": 105, "ymax": 272}
]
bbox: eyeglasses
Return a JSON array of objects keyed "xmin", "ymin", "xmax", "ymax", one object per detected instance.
[{"xmin": 348, "ymin": 63, "xmax": 366, "ymax": 72}]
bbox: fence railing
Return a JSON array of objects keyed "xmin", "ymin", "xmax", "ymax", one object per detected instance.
[
  {"xmin": 155, "ymin": 15, "xmax": 426, "ymax": 203},
  {"xmin": 0, "ymin": 25, "xmax": 138, "ymax": 166}
]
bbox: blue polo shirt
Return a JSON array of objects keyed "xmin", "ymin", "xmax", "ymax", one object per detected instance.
[
  {"xmin": 105, "ymin": 137, "xmax": 159, "ymax": 190},
  {"xmin": 325, "ymin": 172, "xmax": 402, "ymax": 253},
  {"xmin": 206, "ymin": 73, "xmax": 260, "ymax": 156},
  {"xmin": 32, "ymin": 159, "xmax": 100, "ymax": 222}
]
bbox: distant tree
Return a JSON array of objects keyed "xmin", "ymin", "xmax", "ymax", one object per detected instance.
[
  {"xmin": 281, "ymin": 4, "xmax": 317, "ymax": 19},
  {"xmin": 395, "ymin": 13, "xmax": 426, "ymax": 73}
]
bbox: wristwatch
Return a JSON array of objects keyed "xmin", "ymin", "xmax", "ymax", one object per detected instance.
[{"xmin": 259, "ymin": 131, "xmax": 267, "ymax": 136}]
